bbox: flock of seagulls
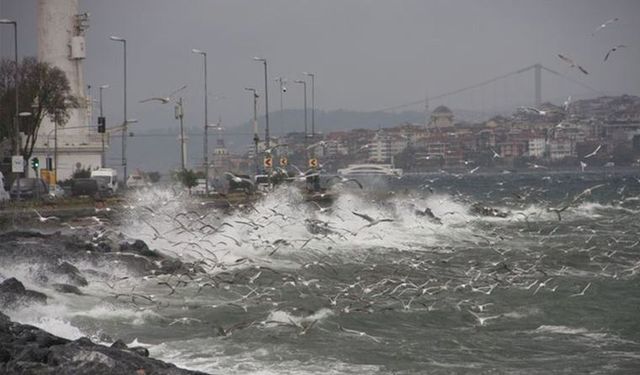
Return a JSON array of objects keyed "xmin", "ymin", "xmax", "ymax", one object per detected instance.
[
  {"xmin": 47, "ymin": 170, "xmax": 634, "ymax": 348},
  {"xmin": 558, "ymin": 17, "xmax": 628, "ymax": 76}
]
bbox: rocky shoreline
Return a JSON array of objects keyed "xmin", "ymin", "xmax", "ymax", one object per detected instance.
[
  {"xmin": 0, "ymin": 308, "xmax": 206, "ymax": 374},
  {"xmin": 0, "ymin": 229, "xmax": 211, "ymax": 374}
]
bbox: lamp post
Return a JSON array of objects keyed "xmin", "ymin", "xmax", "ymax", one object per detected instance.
[
  {"xmin": 253, "ymin": 57, "xmax": 269, "ymax": 148},
  {"xmin": 294, "ymin": 80, "xmax": 308, "ymax": 150},
  {"xmin": 275, "ymin": 77, "xmax": 286, "ymax": 136},
  {"xmin": 192, "ymin": 49, "xmax": 209, "ymax": 194},
  {"xmin": 99, "ymin": 84, "xmax": 109, "ymax": 168},
  {"xmin": 109, "ymin": 36, "xmax": 127, "ymax": 183},
  {"xmin": 245, "ymin": 88, "xmax": 259, "ymax": 173},
  {"xmin": 303, "ymin": 72, "xmax": 315, "ymax": 138},
  {"xmin": 175, "ymin": 97, "xmax": 186, "ymax": 171}
]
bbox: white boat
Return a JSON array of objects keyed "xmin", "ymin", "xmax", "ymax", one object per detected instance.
[{"xmin": 337, "ymin": 163, "xmax": 403, "ymax": 177}]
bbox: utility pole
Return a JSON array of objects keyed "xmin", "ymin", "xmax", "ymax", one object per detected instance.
[
  {"xmin": 253, "ymin": 57, "xmax": 269, "ymax": 148},
  {"xmin": 303, "ymin": 72, "xmax": 315, "ymax": 137},
  {"xmin": 245, "ymin": 88, "xmax": 259, "ymax": 173},
  {"xmin": 175, "ymin": 97, "xmax": 186, "ymax": 171},
  {"xmin": 275, "ymin": 77, "xmax": 286, "ymax": 136}
]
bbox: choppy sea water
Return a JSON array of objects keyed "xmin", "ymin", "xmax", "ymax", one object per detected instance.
[{"xmin": 2, "ymin": 170, "xmax": 640, "ymax": 374}]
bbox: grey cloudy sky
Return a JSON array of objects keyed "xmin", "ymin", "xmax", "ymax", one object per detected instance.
[{"xmin": 1, "ymin": 0, "xmax": 639, "ymax": 135}]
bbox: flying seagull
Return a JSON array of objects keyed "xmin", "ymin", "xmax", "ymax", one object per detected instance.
[
  {"xmin": 558, "ymin": 54, "xmax": 589, "ymax": 75},
  {"xmin": 583, "ymin": 144, "xmax": 601, "ymax": 158},
  {"xmin": 139, "ymin": 84, "xmax": 187, "ymax": 104},
  {"xmin": 604, "ymin": 44, "xmax": 627, "ymax": 62},
  {"xmin": 352, "ymin": 211, "xmax": 394, "ymax": 228},
  {"xmin": 592, "ymin": 18, "xmax": 619, "ymax": 36}
]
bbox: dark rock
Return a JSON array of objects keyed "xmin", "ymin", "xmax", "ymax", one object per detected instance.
[
  {"xmin": 0, "ymin": 347, "xmax": 11, "ymax": 362},
  {"xmin": 93, "ymin": 242, "xmax": 113, "ymax": 253},
  {"xmin": 129, "ymin": 346, "xmax": 149, "ymax": 357},
  {"xmin": 120, "ymin": 240, "xmax": 159, "ymax": 258},
  {"xmin": 51, "ymin": 262, "xmax": 88, "ymax": 287},
  {"xmin": 0, "ymin": 278, "xmax": 48, "ymax": 307},
  {"xmin": 0, "ymin": 278, "xmax": 26, "ymax": 294},
  {"xmin": 110, "ymin": 339, "xmax": 127, "ymax": 350},
  {"xmin": 0, "ymin": 312, "xmax": 205, "ymax": 374},
  {"xmin": 52, "ymin": 283, "xmax": 84, "ymax": 295},
  {"xmin": 74, "ymin": 337, "xmax": 94, "ymax": 347}
]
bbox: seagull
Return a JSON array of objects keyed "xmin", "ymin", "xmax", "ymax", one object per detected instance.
[
  {"xmin": 547, "ymin": 204, "xmax": 570, "ymax": 221},
  {"xmin": 592, "ymin": 17, "xmax": 619, "ymax": 36},
  {"xmin": 569, "ymin": 282, "xmax": 592, "ymax": 297},
  {"xmin": 264, "ymin": 143, "xmax": 288, "ymax": 154},
  {"xmin": 352, "ymin": 211, "xmax": 394, "ymax": 229},
  {"xmin": 604, "ymin": 45, "xmax": 627, "ymax": 62},
  {"xmin": 306, "ymin": 140, "xmax": 327, "ymax": 150},
  {"xmin": 533, "ymin": 278, "xmax": 553, "ymax": 295},
  {"xmin": 469, "ymin": 166, "xmax": 480, "ymax": 174},
  {"xmin": 572, "ymin": 184, "xmax": 606, "ymax": 203},
  {"xmin": 33, "ymin": 209, "xmax": 60, "ymax": 222},
  {"xmin": 139, "ymin": 84, "xmax": 187, "ymax": 104},
  {"xmin": 337, "ymin": 324, "xmax": 380, "ymax": 343},
  {"xmin": 467, "ymin": 310, "xmax": 501, "ymax": 326},
  {"xmin": 519, "ymin": 106, "xmax": 548, "ymax": 116},
  {"xmin": 527, "ymin": 163, "xmax": 548, "ymax": 169},
  {"xmin": 490, "ymin": 148, "xmax": 501, "ymax": 159},
  {"xmin": 584, "ymin": 145, "xmax": 601, "ymax": 158},
  {"xmin": 580, "ymin": 161, "xmax": 587, "ymax": 172},
  {"xmin": 557, "ymin": 54, "xmax": 589, "ymax": 75}
]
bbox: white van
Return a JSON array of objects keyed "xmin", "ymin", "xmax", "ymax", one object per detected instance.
[{"xmin": 90, "ymin": 168, "xmax": 119, "ymax": 194}]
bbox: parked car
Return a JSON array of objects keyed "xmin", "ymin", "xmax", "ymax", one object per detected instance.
[
  {"xmin": 71, "ymin": 178, "xmax": 112, "ymax": 198},
  {"xmin": 10, "ymin": 178, "xmax": 49, "ymax": 199}
]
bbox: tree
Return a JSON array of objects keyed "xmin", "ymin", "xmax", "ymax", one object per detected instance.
[
  {"xmin": 176, "ymin": 169, "xmax": 198, "ymax": 193},
  {"xmin": 147, "ymin": 171, "xmax": 161, "ymax": 183},
  {"xmin": 0, "ymin": 57, "xmax": 78, "ymax": 160}
]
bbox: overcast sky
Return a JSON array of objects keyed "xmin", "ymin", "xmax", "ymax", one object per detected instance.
[{"xmin": 1, "ymin": 0, "xmax": 639, "ymax": 134}]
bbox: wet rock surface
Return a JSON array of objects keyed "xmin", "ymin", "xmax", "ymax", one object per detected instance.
[
  {"xmin": 0, "ymin": 230, "xmax": 203, "ymax": 280},
  {"xmin": 0, "ymin": 311, "xmax": 207, "ymax": 374},
  {"xmin": 0, "ymin": 278, "xmax": 47, "ymax": 308}
]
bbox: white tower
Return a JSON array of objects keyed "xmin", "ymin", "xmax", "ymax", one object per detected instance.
[{"xmin": 32, "ymin": 0, "xmax": 102, "ymax": 181}]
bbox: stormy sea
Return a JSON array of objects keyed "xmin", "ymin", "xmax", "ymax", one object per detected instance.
[{"xmin": 1, "ymin": 170, "xmax": 640, "ymax": 374}]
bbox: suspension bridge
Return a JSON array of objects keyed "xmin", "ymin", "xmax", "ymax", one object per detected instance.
[{"xmin": 377, "ymin": 63, "xmax": 604, "ymax": 116}]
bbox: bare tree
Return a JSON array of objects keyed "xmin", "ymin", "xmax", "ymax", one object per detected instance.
[{"xmin": 0, "ymin": 57, "xmax": 77, "ymax": 160}]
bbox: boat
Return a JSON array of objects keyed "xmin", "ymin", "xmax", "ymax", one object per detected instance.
[{"xmin": 337, "ymin": 163, "xmax": 403, "ymax": 177}]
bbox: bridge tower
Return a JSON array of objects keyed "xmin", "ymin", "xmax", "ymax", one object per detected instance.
[{"xmin": 534, "ymin": 63, "xmax": 542, "ymax": 107}]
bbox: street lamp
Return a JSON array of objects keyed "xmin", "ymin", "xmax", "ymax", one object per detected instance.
[
  {"xmin": 192, "ymin": 48, "xmax": 210, "ymax": 194},
  {"xmin": 275, "ymin": 77, "xmax": 286, "ymax": 136},
  {"xmin": 294, "ymin": 80, "xmax": 308, "ymax": 150},
  {"xmin": 245, "ymin": 88, "xmax": 259, "ymax": 173},
  {"xmin": 109, "ymin": 35, "xmax": 128, "ymax": 183},
  {"xmin": 99, "ymin": 84, "xmax": 109, "ymax": 168},
  {"xmin": 303, "ymin": 72, "xmax": 315, "ymax": 137},
  {"xmin": 253, "ymin": 57, "xmax": 270, "ymax": 148}
]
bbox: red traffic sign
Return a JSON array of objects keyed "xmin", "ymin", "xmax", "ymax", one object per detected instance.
[
  {"xmin": 280, "ymin": 157, "xmax": 288, "ymax": 166},
  {"xmin": 308, "ymin": 158, "xmax": 318, "ymax": 168}
]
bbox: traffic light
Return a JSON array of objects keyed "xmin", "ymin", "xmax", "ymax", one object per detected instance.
[
  {"xmin": 98, "ymin": 116, "xmax": 106, "ymax": 133},
  {"xmin": 31, "ymin": 157, "xmax": 39, "ymax": 172}
]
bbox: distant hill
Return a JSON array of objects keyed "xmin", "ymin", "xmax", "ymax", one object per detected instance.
[{"xmin": 215, "ymin": 107, "xmax": 502, "ymax": 152}]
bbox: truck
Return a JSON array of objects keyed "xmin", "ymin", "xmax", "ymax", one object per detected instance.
[{"xmin": 90, "ymin": 168, "xmax": 118, "ymax": 194}]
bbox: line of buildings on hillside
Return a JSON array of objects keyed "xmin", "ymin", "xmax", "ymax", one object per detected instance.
[{"xmin": 211, "ymin": 95, "xmax": 640, "ymax": 175}]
